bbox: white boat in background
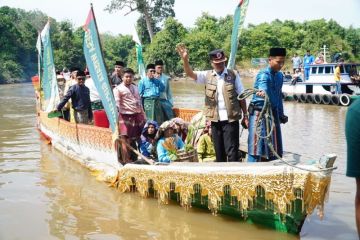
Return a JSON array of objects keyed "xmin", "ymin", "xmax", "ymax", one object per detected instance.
[{"xmin": 282, "ymin": 63, "xmax": 360, "ymax": 106}]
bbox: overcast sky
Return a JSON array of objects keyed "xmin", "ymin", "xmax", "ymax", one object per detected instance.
[{"xmin": 0, "ymin": 0, "xmax": 359, "ymax": 35}]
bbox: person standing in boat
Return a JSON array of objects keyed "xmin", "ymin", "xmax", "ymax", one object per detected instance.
[
  {"xmin": 138, "ymin": 64, "xmax": 165, "ymax": 124},
  {"xmin": 247, "ymin": 48, "xmax": 288, "ymax": 162},
  {"xmin": 110, "ymin": 60, "xmax": 125, "ymax": 87},
  {"xmin": 113, "ymin": 68, "xmax": 146, "ymax": 164},
  {"xmin": 345, "ymin": 98, "xmax": 360, "ymax": 238},
  {"xmin": 56, "ymin": 70, "xmax": 91, "ymax": 124},
  {"xmin": 291, "ymin": 53, "xmax": 302, "ymax": 74},
  {"xmin": 303, "ymin": 50, "xmax": 314, "ymax": 80},
  {"xmin": 334, "ymin": 61, "xmax": 343, "ymax": 94},
  {"xmin": 155, "ymin": 59, "xmax": 174, "ymax": 120},
  {"xmin": 176, "ymin": 44, "xmax": 248, "ymax": 162}
]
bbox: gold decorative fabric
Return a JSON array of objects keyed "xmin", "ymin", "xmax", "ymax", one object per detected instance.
[{"xmin": 116, "ymin": 163, "xmax": 332, "ymax": 218}]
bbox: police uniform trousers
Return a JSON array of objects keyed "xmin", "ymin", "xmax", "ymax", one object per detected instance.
[{"xmin": 210, "ymin": 120, "xmax": 239, "ymax": 162}]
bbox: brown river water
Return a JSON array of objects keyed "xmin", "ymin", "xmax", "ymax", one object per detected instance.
[{"xmin": 0, "ymin": 80, "xmax": 356, "ymax": 240}]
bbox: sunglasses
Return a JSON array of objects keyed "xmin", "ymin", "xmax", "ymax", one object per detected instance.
[
  {"xmin": 149, "ymin": 70, "xmax": 156, "ymax": 73},
  {"xmin": 77, "ymin": 77, "xmax": 85, "ymax": 81}
]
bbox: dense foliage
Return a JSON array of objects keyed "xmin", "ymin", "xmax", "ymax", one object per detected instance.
[{"xmin": 1, "ymin": 6, "xmax": 359, "ymax": 83}]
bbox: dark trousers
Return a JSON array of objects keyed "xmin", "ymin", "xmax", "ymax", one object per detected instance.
[{"xmin": 211, "ymin": 120, "xmax": 239, "ymax": 162}]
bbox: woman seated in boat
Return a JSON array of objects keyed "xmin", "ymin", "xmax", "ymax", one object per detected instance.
[
  {"xmin": 291, "ymin": 68, "xmax": 303, "ymax": 85},
  {"xmin": 349, "ymin": 65, "xmax": 360, "ymax": 82},
  {"xmin": 155, "ymin": 121, "xmax": 185, "ymax": 163},
  {"xmin": 171, "ymin": 118, "xmax": 188, "ymax": 142},
  {"xmin": 197, "ymin": 121, "xmax": 216, "ymax": 162},
  {"xmin": 139, "ymin": 120, "xmax": 159, "ymax": 158}
]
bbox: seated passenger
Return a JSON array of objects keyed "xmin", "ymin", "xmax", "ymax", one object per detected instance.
[
  {"xmin": 140, "ymin": 120, "xmax": 159, "ymax": 158},
  {"xmin": 197, "ymin": 121, "xmax": 216, "ymax": 162},
  {"xmin": 291, "ymin": 68, "xmax": 302, "ymax": 85},
  {"xmin": 156, "ymin": 121, "xmax": 185, "ymax": 163},
  {"xmin": 171, "ymin": 117, "xmax": 188, "ymax": 142},
  {"xmin": 350, "ymin": 65, "xmax": 360, "ymax": 82}
]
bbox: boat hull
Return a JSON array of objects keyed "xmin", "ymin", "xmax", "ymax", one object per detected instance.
[{"xmin": 35, "ymin": 104, "xmax": 332, "ymax": 234}]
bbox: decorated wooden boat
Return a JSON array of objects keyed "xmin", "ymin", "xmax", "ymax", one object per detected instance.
[{"xmin": 32, "ymin": 76, "xmax": 336, "ymax": 234}]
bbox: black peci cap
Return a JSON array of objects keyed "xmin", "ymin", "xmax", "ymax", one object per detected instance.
[
  {"xmin": 269, "ymin": 48, "xmax": 287, "ymax": 57},
  {"xmin": 146, "ymin": 64, "xmax": 155, "ymax": 70},
  {"xmin": 115, "ymin": 61, "xmax": 125, "ymax": 67},
  {"xmin": 76, "ymin": 70, "xmax": 86, "ymax": 77}
]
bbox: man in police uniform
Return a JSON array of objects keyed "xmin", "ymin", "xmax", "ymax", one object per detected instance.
[{"xmin": 176, "ymin": 44, "xmax": 248, "ymax": 162}]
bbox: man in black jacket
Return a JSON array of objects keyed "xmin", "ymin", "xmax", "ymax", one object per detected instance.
[{"xmin": 57, "ymin": 70, "xmax": 91, "ymax": 124}]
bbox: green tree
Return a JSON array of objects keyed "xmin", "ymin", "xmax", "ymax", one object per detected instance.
[
  {"xmin": 144, "ymin": 17, "xmax": 187, "ymax": 74},
  {"xmin": 101, "ymin": 33, "xmax": 135, "ymax": 71},
  {"xmin": 106, "ymin": 0, "xmax": 175, "ymax": 42}
]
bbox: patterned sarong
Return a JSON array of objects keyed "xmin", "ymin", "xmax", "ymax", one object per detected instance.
[
  {"xmin": 160, "ymin": 99, "xmax": 174, "ymax": 120},
  {"xmin": 119, "ymin": 113, "xmax": 146, "ymax": 139},
  {"xmin": 143, "ymin": 98, "xmax": 165, "ymax": 125},
  {"xmin": 248, "ymin": 110, "xmax": 283, "ymax": 161}
]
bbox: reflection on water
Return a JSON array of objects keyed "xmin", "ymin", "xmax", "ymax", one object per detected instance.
[{"xmin": 0, "ymin": 82, "xmax": 357, "ymax": 239}]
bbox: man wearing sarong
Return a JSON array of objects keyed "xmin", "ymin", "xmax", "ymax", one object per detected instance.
[
  {"xmin": 155, "ymin": 59, "xmax": 174, "ymax": 120},
  {"xmin": 85, "ymin": 75, "xmax": 103, "ymax": 111},
  {"xmin": 57, "ymin": 70, "xmax": 91, "ymax": 124},
  {"xmin": 177, "ymin": 45, "xmax": 248, "ymax": 162},
  {"xmin": 113, "ymin": 68, "xmax": 146, "ymax": 164},
  {"xmin": 247, "ymin": 48, "xmax": 288, "ymax": 162},
  {"xmin": 138, "ymin": 64, "xmax": 165, "ymax": 124},
  {"xmin": 110, "ymin": 60, "xmax": 124, "ymax": 87}
]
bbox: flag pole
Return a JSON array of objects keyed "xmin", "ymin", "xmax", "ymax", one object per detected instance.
[{"xmin": 90, "ymin": 3, "xmax": 112, "ymax": 88}]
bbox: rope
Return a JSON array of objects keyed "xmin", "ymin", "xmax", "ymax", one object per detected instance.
[{"xmin": 238, "ymin": 89, "xmax": 337, "ymax": 173}]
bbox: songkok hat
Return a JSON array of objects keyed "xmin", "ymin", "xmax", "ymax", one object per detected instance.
[
  {"xmin": 155, "ymin": 59, "xmax": 164, "ymax": 66},
  {"xmin": 146, "ymin": 63, "xmax": 155, "ymax": 70},
  {"xmin": 123, "ymin": 67, "xmax": 135, "ymax": 75},
  {"xmin": 209, "ymin": 49, "xmax": 227, "ymax": 63},
  {"xmin": 76, "ymin": 70, "xmax": 86, "ymax": 77},
  {"xmin": 115, "ymin": 61, "xmax": 125, "ymax": 67},
  {"xmin": 269, "ymin": 48, "xmax": 286, "ymax": 57},
  {"xmin": 70, "ymin": 67, "xmax": 80, "ymax": 72}
]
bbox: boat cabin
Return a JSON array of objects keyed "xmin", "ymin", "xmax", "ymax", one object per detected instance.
[{"xmin": 308, "ymin": 63, "xmax": 360, "ymax": 83}]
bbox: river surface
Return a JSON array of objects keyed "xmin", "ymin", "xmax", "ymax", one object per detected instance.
[{"xmin": 0, "ymin": 81, "xmax": 357, "ymax": 240}]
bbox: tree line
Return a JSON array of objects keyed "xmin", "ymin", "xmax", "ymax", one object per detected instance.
[{"xmin": 0, "ymin": 5, "xmax": 359, "ymax": 84}]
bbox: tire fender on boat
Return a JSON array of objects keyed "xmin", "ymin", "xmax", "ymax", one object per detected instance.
[
  {"xmin": 321, "ymin": 94, "xmax": 331, "ymax": 105},
  {"xmin": 339, "ymin": 94, "xmax": 351, "ymax": 106},
  {"xmin": 293, "ymin": 94, "xmax": 300, "ymax": 101},
  {"xmin": 312, "ymin": 94, "xmax": 322, "ymax": 104},
  {"xmin": 306, "ymin": 94, "xmax": 313, "ymax": 103},
  {"xmin": 330, "ymin": 95, "xmax": 340, "ymax": 105},
  {"xmin": 299, "ymin": 93, "xmax": 307, "ymax": 103}
]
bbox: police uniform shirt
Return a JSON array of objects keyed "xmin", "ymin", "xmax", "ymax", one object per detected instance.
[{"xmin": 195, "ymin": 68, "xmax": 244, "ymax": 121}]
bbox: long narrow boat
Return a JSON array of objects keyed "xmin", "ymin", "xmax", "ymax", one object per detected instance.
[{"xmin": 32, "ymin": 76, "xmax": 336, "ymax": 234}]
